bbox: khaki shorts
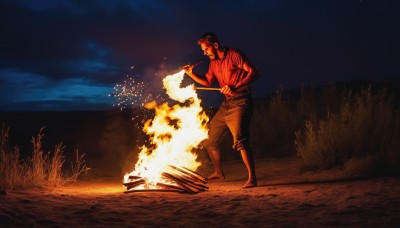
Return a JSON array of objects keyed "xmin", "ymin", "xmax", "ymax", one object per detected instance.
[{"xmin": 203, "ymin": 95, "xmax": 253, "ymax": 151}]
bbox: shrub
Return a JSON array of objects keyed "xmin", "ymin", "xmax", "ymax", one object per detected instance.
[
  {"xmin": 251, "ymin": 86, "xmax": 297, "ymax": 156},
  {"xmin": 0, "ymin": 126, "xmax": 90, "ymax": 190},
  {"xmin": 295, "ymin": 86, "xmax": 400, "ymax": 174}
]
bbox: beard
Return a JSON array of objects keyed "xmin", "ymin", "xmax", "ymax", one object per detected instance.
[{"xmin": 207, "ymin": 51, "xmax": 217, "ymax": 60}]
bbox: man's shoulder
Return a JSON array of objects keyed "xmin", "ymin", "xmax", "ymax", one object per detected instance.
[
  {"xmin": 226, "ymin": 47, "xmax": 248, "ymax": 60},
  {"xmin": 226, "ymin": 46, "xmax": 242, "ymax": 54}
]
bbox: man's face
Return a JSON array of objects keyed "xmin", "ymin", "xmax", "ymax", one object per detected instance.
[{"xmin": 200, "ymin": 42, "xmax": 217, "ymax": 60}]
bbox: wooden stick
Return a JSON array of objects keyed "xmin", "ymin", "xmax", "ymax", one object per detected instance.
[
  {"xmin": 127, "ymin": 175, "xmax": 142, "ymax": 180},
  {"xmin": 123, "ymin": 179, "xmax": 145, "ymax": 190},
  {"xmin": 195, "ymin": 87, "xmax": 220, "ymax": 91},
  {"xmin": 167, "ymin": 168, "xmax": 209, "ymax": 190},
  {"xmin": 162, "ymin": 173, "xmax": 199, "ymax": 194},
  {"xmin": 162, "ymin": 172, "xmax": 198, "ymax": 194},
  {"xmin": 172, "ymin": 172, "xmax": 208, "ymax": 191},
  {"xmin": 156, "ymin": 182, "xmax": 190, "ymax": 193},
  {"xmin": 123, "ymin": 178, "xmax": 145, "ymax": 187},
  {"xmin": 164, "ymin": 172, "xmax": 207, "ymax": 192},
  {"xmin": 124, "ymin": 189, "xmax": 186, "ymax": 194},
  {"xmin": 169, "ymin": 165, "xmax": 208, "ymax": 184},
  {"xmin": 182, "ymin": 166, "xmax": 208, "ymax": 182}
]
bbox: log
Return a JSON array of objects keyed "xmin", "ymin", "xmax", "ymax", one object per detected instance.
[
  {"xmin": 169, "ymin": 165, "xmax": 208, "ymax": 184},
  {"xmin": 170, "ymin": 170, "xmax": 209, "ymax": 190},
  {"xmin": 123, "ymin": 166, "xmax": 209, "ymax": 194},
  {"xmin": 127, "ymin": 175, "xmax": 142, "ymax": 180},
  {"xmin": 169, "ymin": 171, "xmax": 208, "ymax": 191},
  {"xmin": 168, "ymin": 169, "xmax": 209, "ymax": 190},
  {"xmin": 123, "ymin": 179, "xmax": 145, "ymax": 190},
  {"xmin": 182, "ymin": 166, "xmax": 208, "ymax": 182},
  {"xmin": 162, "ymin": 172, "xmax": 199, "ymax": 194},
  {"xmin": 156, "ymin": 182, "xmax": 191, "ymax": 193},
  {"xmin": 124, "ymin": 189, "xmax": 186, "ymax": 194}
]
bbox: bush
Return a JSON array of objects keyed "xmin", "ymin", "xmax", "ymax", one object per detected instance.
[
  {"xmin": 295, "ymin": 86, "xmax": 400, "ymax": 174},
  {"xmin": 0, "ymin": 126, "xmax": 90, "ymax": 190},
  {"xmin": 251, "ymin": 86, "xmax": 297, "ymax": 156}
]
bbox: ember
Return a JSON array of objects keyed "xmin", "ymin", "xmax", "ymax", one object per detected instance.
[{"xmin": 123, "ymin": 70, "xmax": 209, "ymax": 194}]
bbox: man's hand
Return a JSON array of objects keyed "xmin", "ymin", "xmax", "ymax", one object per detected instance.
[
  {"xmin": 182, "ymin": 60, "xmax": 202, "ymax": 76},
  {"xmin": 220, "ymin": 85, "xmax": 236, "ymax": 96},
  {"xmin": 182, "ymin": 64, "xmax": 194, "ymax": 76}
]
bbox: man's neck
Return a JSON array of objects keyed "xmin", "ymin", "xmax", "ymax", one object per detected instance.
[{"xmin": 216, "ymin": 46, "xmax": 226, "ymax": 60}]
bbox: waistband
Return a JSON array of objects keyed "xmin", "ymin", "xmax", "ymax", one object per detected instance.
[
  {"xmin": 225, "ymin": 93, "xmax": 252, "ymax": 101},
  {"xmin": 225, "ymin": 86, "xmax": 252, "ymax": 101}
]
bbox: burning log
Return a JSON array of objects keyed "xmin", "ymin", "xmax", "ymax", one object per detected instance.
[
  {"xmin": 123, "ymin": 178, "xmax": 145, "ymax": 190},
  {"xmin": 123, "ymin": 168, "xmax": 209, "ymax": 194},
  {"xmin": 169, "ymin": 165, "xmax": 208, "ymax": 184},
  {"xmin": 124, "ymin": 189, "xmax": 186, "ymax": 194},
  {"xmin": 127, "ymin": 175, "xmax": 142, "ymax": 180},
  {"xmin": 168, "ymin": 172, "xmax": 208, "ymax": 192},
  {"xmin": 167, "ymin": 169, "xmax": 209, "ymax": 190},
  {"xmin": 162, "ymin": 172, "xmax": 200, "ymax": 194},
  {"xmin": 156, "ymin": 182, "xmax": 189, "ymax": 193}
]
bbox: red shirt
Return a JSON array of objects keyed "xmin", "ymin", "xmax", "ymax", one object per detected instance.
[{"xmin": 205, "ymin": 47, "xmax": 249, "ymax": 97}]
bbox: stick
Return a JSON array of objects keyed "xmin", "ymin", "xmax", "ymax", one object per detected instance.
[
  {"xmin": 123, "ymin": 178, "xmax": 145, "ymax": 187},
  {"xmin": 164, "ymin": 172, "xmax": 208, "ymax": 192},
  {"xmin": 156, "ymin": 182, "xmax": 190, "ymax": 193},
  {"xmin": 169, "ymin": 165, "xmax": 208, "ymax": 184},
  {"xmin": 127, "ymin": 175, "xmax": 142, "ymax": 180},
  {"xmin": 195, "ymin": 87, "xmax": 220, "ymax": 91},
  {"xmin": 162, "ymin": 172, "xmax": 199, "ymax": 194},
  {"xmin": 123, "ymin": 179, "xmax": 145, "ymax": 190},
  {"xmin": 124, "ymin": 189, "xmax": 186, "ymax": 194},
  {"xmin": 180, "ymin": 166, "xmax": 209, "ymax": 184},
  {"xmin": 171, "ymin": 171, "xmax": 209, "ymax": 191},
  {"xmin": 191, "ymin": 60, "xmax": 202, "ymax": 68},
  {"xmin": 169, "ymin": 169, "xmax": 208, "ymax": 189}
]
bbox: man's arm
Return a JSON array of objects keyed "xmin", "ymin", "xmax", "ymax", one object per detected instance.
[
  {"xmin": 220, "ymin": 60, "xmax": 260, "ymax": 95},
  {"xmin": 183, "ymin": 64, "xmax": 213, "ymax": 87},
  {"xmin": 235, "ymin": 61, "xmax": 260, "ymax": 89}
]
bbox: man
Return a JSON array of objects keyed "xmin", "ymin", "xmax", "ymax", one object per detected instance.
[{"xmin": 183, "ymin": 32, "xmax": 260, "ymax": 188}]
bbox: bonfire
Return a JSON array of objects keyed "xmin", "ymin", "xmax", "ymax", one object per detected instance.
[{"xmin": 123, "ymin": 70, "xmax": 210, "ymax": 194}]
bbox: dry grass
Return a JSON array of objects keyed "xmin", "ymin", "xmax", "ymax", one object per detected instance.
[
  {"xmin": 295, "ymin": 86, "xmax": 400, "ymax": 174},
  {"xmin": 251, "ymin": 86, "xmax": 297, "ymax": 156},
  {"xmin": 0, "ymin": 126, "xmax": 90, "ymax": 190},
  {"xmin": 250, "ymin": 83, "xmax": 400, "ymax": 176}
]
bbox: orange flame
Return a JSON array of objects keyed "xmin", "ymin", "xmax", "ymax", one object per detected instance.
[{"xmin": 124, "ymin": 70, "xmax": 209, "ymax": 188}]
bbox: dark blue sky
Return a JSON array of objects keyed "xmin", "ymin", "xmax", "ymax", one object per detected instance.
[{"xmin": 1, "ymin": 0, "xmax": 399, "ymax": 111}]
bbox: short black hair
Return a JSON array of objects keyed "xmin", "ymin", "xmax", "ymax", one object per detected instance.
[{"xmin": 197, "ymin": 32, "xmax": 220, "ymax": 45}]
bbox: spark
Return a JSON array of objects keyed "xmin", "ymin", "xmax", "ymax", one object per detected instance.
[{"xmin": 110, "ymin": 74, "xmax": 165, "ymax": 141}]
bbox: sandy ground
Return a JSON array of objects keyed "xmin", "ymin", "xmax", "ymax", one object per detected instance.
[{"xmin": 1, "ymin": 157, "xmax": 400, "ymax": 227}]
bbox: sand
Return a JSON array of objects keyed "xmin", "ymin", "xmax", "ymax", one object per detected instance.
[{"xmin": 1, "ymin": 157, "xmax": 400, "ymax": 227}]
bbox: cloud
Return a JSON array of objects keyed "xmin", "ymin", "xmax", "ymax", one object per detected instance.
[
  {"xmin": 0, "ymin": 68, "xmax": 113, "ymax": 110},
  {"xmin": 1, "ymin": 0, "xmax": 400, "ymax": 111}
]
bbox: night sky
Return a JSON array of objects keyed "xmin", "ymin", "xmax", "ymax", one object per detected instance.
[{"xmin": 1, "ymin": 0, "xmax": 399, "ymax": 111}]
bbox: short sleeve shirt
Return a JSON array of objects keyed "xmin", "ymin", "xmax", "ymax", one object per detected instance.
[{"xmin": 205, "ymin": 47, "xmax": 249, "ymax": 96}]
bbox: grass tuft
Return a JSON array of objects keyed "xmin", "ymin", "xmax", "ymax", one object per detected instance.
[
  {"xmin": 295, "ymin": 86, "xmax": 400, "ymax": 174},
  {"xmin": 0, "ymin": 125, "xmax": 90, "ymax": 190}
]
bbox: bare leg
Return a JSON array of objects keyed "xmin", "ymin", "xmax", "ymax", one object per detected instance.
[
  {"xmin": 240, "ymin": 148, "xmax": 257, "ymax": 188},
  {"xmin": 207, "ymin": 147, "xmax": 225, "ymax": 180}
]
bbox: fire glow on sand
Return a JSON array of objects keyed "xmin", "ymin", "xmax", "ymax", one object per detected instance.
[{"xmin": 123, "ymin": 70, "xmax": 210, "ymax": 194}]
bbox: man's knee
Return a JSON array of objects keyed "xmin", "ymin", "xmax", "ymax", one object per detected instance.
[
  {"xmin": 232, "ymin": 137, "xmax": 250, "ymax": 151},
  {"xmin": 203, "ymin": 138, "xmax": 219, "ymax": 151}
]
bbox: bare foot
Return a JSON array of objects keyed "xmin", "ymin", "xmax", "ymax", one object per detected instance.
[
  {"xmin": 242, "ymin": 179, "xmax": 257, "ymax": 189},
  {"xmin": 208, "ymin": 172, "xmax": 225, "ymax": 181}
]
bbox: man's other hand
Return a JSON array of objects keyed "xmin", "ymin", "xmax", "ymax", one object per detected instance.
[{"xmin": 220, "ymin": 85, "xmax": 235, "ymax": 96}]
